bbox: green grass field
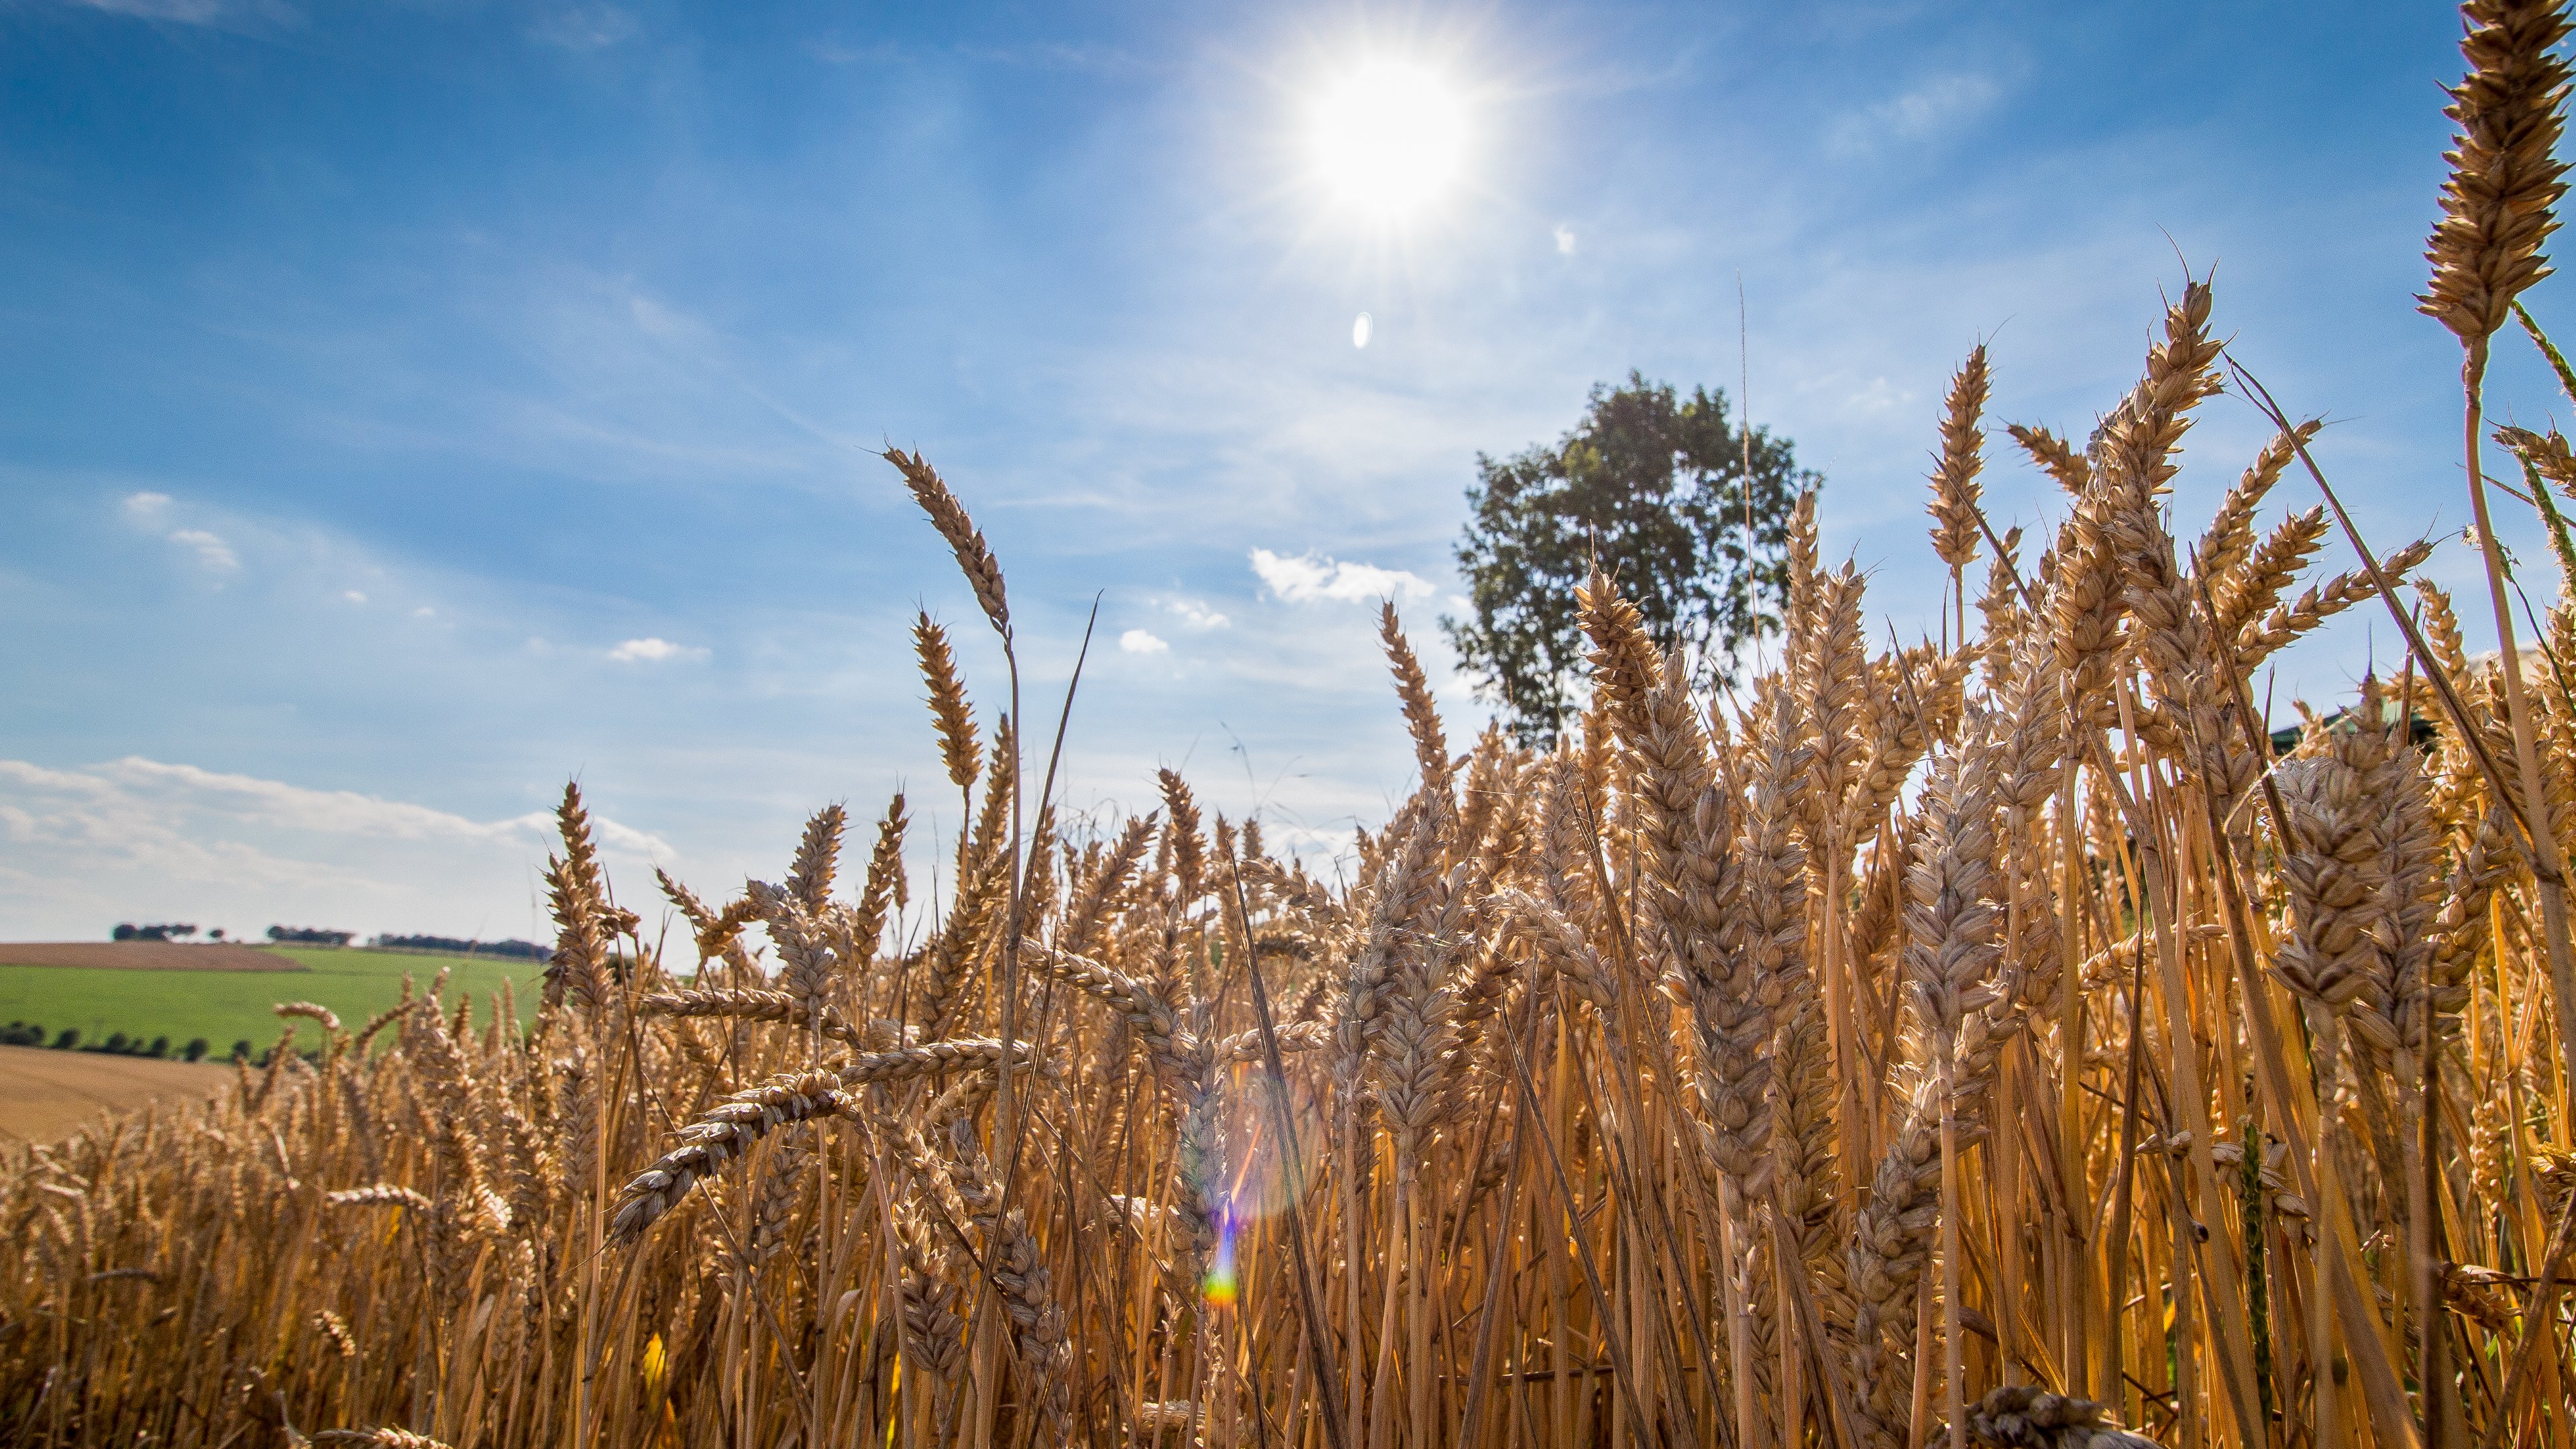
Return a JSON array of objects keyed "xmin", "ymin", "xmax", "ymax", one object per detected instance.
[{"xmin": 0, "ymin": 946, "xmax": 541, "ymax": 1057}]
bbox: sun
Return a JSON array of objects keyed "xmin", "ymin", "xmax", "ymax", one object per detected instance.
[{"xmin": 1309, "ymin": 59, "xmax": 1468, "ymax": 221}]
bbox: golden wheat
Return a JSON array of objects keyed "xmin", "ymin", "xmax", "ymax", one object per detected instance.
[{"xmin": 14, "ymin": 11, "xmax": 2576, "ymax": 1444}]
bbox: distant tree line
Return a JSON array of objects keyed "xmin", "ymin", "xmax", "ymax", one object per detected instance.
[
  {"xmin": 112, "ymin": 923, "xmax": 199, "ymax": 942},
  {"xmin": 370, "ymin": 933, "xmax": 551, "ymax": 961},
  {"xmin": 103, "ymin": 924, "xmax": 535, "ymax": 953},
  {"xmin": 3, "ymin": 1020, "xmax": 212, "ymax": 1061},
  {"xmin": 266, "ymin": 926, "xmax": 354, "ymax": 946}
]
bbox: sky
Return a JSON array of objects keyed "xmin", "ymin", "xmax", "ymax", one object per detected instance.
[{"xmin": 2, "ymin": 0, "xmax": 2571, "ymax": 945}]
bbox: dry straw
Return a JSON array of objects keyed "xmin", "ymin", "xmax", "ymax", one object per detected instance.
[{"xmin": 12, "ymin": 9, "xmax": 2576, "ymax": 1446}]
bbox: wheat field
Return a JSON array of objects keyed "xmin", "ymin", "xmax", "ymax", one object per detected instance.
[{"xmin": 11, "ymin": 5, "xmax": 2576, "ymax": 1448}]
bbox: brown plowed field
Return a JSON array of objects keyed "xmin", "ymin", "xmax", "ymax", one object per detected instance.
[
  {"xmin": 0, "ymin": 942, "xmax": 305, "ymax": 971},
  {"xmin": 0, "ymin": 1044, "xmax": 230, "ymax": 1144}
]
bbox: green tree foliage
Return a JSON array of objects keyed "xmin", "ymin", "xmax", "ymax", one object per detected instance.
[
  {"xmin": 372, "ymin": 932, "xmax": 551, "ymax": 961},
  {"xmin": 113, "ymin": 922, "xmax": 197, "ymax": 942},
  {"xmin": 267, "ymin": 924, "xmax": 354, "ymax": 946},
  {"xmin": 1442, "ymin": 372, "xmax": 1817, "ymax": 744}
]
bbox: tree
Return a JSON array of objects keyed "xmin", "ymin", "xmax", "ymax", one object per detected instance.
[
  {"xmin": 268, "ymin": 925, "xmax": 353, "ymax": 947},
  {"xmin": 183, "ymin": 1037, "xmax": 209, "ymax": 1063},
  {"xmin": 1442, "ymin": 372, "xmax": 1817, "ymax": 745},
  {"xmin": 113, "ymin": 922, "xmax": 196, "ymax": 942}
]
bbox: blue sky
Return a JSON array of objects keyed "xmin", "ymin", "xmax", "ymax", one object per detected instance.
[{"xmin": 1, "ymin": 0, "xmax": 2567, "ymax": 943}]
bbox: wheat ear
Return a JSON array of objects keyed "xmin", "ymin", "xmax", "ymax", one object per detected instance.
[{"xmin": 887, "ymin": 447, "xmax": 1010, "ymax": 638}]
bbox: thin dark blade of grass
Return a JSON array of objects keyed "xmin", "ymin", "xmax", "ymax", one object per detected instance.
[
  {"xmin": 2104, "ymin": 908, "xmax": 2148, "ymax": 1427},
  {"xmin": 1225, "ymin": 843, "xmax": 1352, "ymax": 1449},
  {"xmin": 2223, "ymin": 356, "xmax": 2536, "ymax": 860},
  {"xmin": 2472, "ymin": 1185, "xmax": 2576, "ymax": 1449},
  {"xmin": 2079, "ymin": 712, "xmax": 2268, "ymax": 1448},
  {"xmin": 1454, "ymin": 975, "xmax": 1543, "ymax": 1449},
  {"xmin": 947, "ymin": 596, "xmax": 1097, "ymax": 1449},
  {"xmin": 1438, "ymin": 1042, "xmax": 1513, "ymax": 1267},
  {"xmin": 2512, "ymin": 301, "xmax": 2576, "ymax": 407},
  {"xmin": 1558, "ymin": 1015, "xmax": 1702, "ymax": 1437},
  {"xmin": 2228, "ymin": 366, "xmax": 2576, "ymax": 1436},
  {"xmin": 2419, "ymin": 1002, "xmax": 2453, "ymax": 1449},
  {"xmin": 1562, "ymin": 764, "xmax": 1729, "ymax": 1399},
  {"xmin": 2505, "ymin": 451, "xmax": 2576, "ymax": 587},
  {"xmin": 1771, "ymin": 1179, "xmax": 1864, "ymax": 1449},
  {"xmin": 594, "ymin": 910, "xmax": 823, "ymax": 1441},
  {"xmin": 1496, "ymin": 975, "xmax": 1659, "ymax": 1449}
]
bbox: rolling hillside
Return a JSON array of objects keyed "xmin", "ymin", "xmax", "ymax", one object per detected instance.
[
  {"xmin": 0, "ymin": 1045, "xmax": 231, "ymax": 1144},
  {"xmin": 0, "ymin": 944, "xmax": 541, "ymax": 1057}
]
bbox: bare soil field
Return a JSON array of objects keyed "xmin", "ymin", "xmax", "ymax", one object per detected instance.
[
  {"xmin": 0, "ymin": 1044, "xmax": 229, "ymax": 1145},
  {"xmin": 0, "ymin": 942, "xmax": 304, "ymax": 971}
]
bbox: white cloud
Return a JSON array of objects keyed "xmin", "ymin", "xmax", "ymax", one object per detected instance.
[
  {"xmin": 119, "ymin": 494, "xmax": 240, "ymax": 573},
  {"xmin": 168, "ymin": 529, "xmax": 239, "ymax": 572},
  {"xmin": 1119, "ymin": 629, "xmax": 1171, "ymax": 654},
  {"xmin": 413, "ymin": 606, "xmax": 437, "ymax": 619},
  {"xmin": 85, "ymin": 757, "xmax": 664, "ymax": 851},
  {"xmin": 1167, "ymin": 599, "xmax": 1231, "ymax": 630},
  {"xmin": 0, "ymin": 756, "xmax": 670, "ymax": 940},
  {"xmin": 1250, "ymin": 548, "xmax": 1434, "ymax": 604},
  {"xmin": 1554, "ymin": 224, "xmax": 1578, "ymax": 256},
  {"xmin": 608, "ymin": 637, "xmax": 709, "ymax": 663},
  {"xmin": 343, "ymin": 590, "xmax": 367, "ymax": 604}
]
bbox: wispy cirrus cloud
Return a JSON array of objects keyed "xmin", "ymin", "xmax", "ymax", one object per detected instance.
[
  {"xmin": 1829, "ymin": 71, "xmax": 2000, "ymax": 154},
  {"xmin": 64, "ymin": 0, "xmax": 282, "ymax": 23},
  {"xmin": 0, "ymin": 757, "xmax": 668, "ymax": 939},
  {"xmin": 529, "ymin": 4, "xmax": 635, "ymax": 51},
  {"xmin": 79, "ymin": 757, "xmax": 666, "ymax": 851}
]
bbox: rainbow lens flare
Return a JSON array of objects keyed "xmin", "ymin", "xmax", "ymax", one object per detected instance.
[{"xmin": 1201, "ymin": 1205, "xmax": 1240, "ymax": 1307}]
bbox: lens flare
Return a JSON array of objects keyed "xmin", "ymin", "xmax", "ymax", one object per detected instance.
[
  {"xmin": 1310, "ymin": 59, "xmax": 1467, "ymax": 221},
  {"xmin": 1201, "ymin": 1205, "xmax": 1240, "ymax": 1307}
]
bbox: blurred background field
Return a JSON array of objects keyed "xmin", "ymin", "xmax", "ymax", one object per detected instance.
[
  {"xmin": 0, "ymin": 1045, "xmax": 229, "ymax": 1145},
  {"xmin": 0, "ymin": 945, "xmax": 535, "ymax": 1059}
]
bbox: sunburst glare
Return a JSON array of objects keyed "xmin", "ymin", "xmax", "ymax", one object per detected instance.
[{"xmin": 1308, "ymin": 58, "xmax": 1468, "ymax": 221}]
